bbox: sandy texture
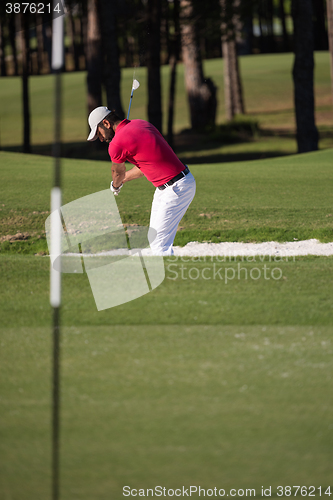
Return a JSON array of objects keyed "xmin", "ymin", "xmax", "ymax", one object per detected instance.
[{"xmin": 172, "ymin": 239, "xmax": 333, "ymax": 257}]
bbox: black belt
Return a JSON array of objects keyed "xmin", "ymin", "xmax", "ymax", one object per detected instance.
[{"xmin": 157, "ymin": 166, "xmax": 190, "ymax": 190}]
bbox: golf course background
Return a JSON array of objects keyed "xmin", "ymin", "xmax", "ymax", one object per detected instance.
[
  {"xmin": 1, "ymin": 53, "xmax": 333, "ymax": 499},
  {"xmin": 1, "ymin": 52, "xmax": 333, "ymax": 157}
]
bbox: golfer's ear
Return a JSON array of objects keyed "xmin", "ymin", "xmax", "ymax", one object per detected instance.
[{"xmin": 102, "ymin": 119, "xmax": 111, "ymax": 129}]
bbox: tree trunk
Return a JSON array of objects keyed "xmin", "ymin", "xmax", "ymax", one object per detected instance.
[
  {"xmin": 162, "ymin": 0, "xmax": 171, "ymax": 65},
  {"xmin": 146, "ymin": 0, "xmax": 162, "ymax": 132},
  {"xmin": 9, "ymin": 14, "xmax": 18, "ymax": 75},
  {"xmin": 278, "ymin": 0, "xmax": 289, "ymax": 52},
  {"xmin": 167, "ymin": 0, "xmax": 180, "ymax": 147},
  {"xmin": 312, "ymin": 0, "xmax": 328, "ymax": 50},
  {"xmin": 327, "ymin": 0, "xmax": 333, "ymax": 104},
  {"xmin": 242, "ymin": 5, "xmax": 254, "ymax": 56},
  {"xmin": 36, "ymin": 15, "xmax": 44, "ymax": 74},
  {"xmin": 0, "ymin": 18, "xmax": 7, "ymax": 76},
  {"xmin": 222, "ymin": 40, "xmax": 244, "ymax": 119},
  {"xmin": 257, "ymin": 1, "xmax": 265, "ymax": 53},
  {"xmin": 292, "ymin": 0, "xmax": 318, "ymax": 153},
  {"xmin": 80, "ymin": 2, "xmax": 88, "ymax": 70},
  {"xmin": 86, "ymin": 0, "xmax": 103, "ymax": 114},
  {"xmin": 180, "ymin": 0, "xmax": 217, "ymax": 130},
  {"xmin": 220, "ymin": 0, "xmax": 245, "ymax": 120},
  {"xmin": 67, "ymin": 8, "xmax": 80, "ymax": 71},
  {"xmin": 20, "ymin": 13, "xmax": 31, "ymax": 153},
  {"xmin": 99, "ymin": 0, "xmax": 124, "ymax": 118},
  {"xmin": 266, "ymin": 0, "xmax": 275, "ymax": 53},
  {"xmin": 43, "ymin": 22, "xmax": 52, "ymax": 73}
]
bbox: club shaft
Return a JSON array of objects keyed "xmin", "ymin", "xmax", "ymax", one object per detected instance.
[{"xmin": 127, "ymin": 90, "xmax": 134, "ymax": 119}]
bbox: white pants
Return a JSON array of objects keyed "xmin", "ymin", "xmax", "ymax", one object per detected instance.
[{"xmin": 149, "ymin": 171, "xmax": 196, "ymax": 256}]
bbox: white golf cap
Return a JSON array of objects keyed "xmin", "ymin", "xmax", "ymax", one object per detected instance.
[{"xmin": 87, "ymin": 106, "xmax": 111, "ymax": 141}]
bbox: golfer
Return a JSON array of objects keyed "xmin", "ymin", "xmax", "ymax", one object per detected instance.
[{"xmin": 87, "ymin": 107, "xmax": 196, "ymax": 256}]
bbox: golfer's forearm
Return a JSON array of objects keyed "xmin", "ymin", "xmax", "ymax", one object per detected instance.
[
  {"xmin": 123, "ymin": 166, "xmax": 145, "ymax": 183},
  {"xmin": 111, "ymin": 162, "xmax": 126, "ymax": 188}
]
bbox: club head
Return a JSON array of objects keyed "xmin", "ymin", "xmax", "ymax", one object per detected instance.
[{"xmin": 132, "ymin": 79, "xmax": 140, "ymax": 91}]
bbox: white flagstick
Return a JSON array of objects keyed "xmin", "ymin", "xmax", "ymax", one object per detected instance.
[
  {"xmin": 50, "ymin": 3, "xmax": 64, "ymax": 306},
  {"xmin": 50, "ymin": 189, "xmax": 62, "ymax": 307},
  {"xmin": 51, "ymin": 3, "xmax": 64, "ymax": 500},
  {"xmin": 127, "ymin": 79, "xmax": 140, "ymax": 119}
]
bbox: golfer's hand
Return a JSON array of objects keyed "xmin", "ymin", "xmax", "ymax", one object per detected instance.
[{"xmin": 110, "ymin": 181, "xmax": 123, "ymax": 196}]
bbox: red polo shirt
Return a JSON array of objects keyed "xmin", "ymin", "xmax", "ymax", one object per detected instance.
[{"xmin": 108, "ymin": 119, "xmax": 185, "ymax": 187}]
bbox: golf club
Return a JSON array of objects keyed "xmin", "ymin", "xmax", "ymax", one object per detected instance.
[{"xmin": 127, "ymin": 79, "xmax": 140, "ymax": 119}]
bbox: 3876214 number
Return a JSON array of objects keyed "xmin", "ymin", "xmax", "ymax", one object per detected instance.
[
  {"xmin": 276, "ymin": 486, "xmax": 332, "ymax": 497},
  {"xmin": 5, "ymin": 3, "xmax": 63, "ymax": 14}
]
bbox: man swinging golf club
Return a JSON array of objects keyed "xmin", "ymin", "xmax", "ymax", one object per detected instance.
[{"xmin": 87, "ymin": 80, "xmax": 196, "ymax": 256}]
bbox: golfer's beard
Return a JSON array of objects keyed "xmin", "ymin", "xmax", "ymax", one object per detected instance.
[
  {"xmin": 103, "ymin": 129, "xmax": 115, "ymax": 143},
  {"xmin": 104, "ymin": 129, "xmax": 115, "ymax": 143}
]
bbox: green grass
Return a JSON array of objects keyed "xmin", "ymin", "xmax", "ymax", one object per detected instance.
[
  {"xmin": 1, "ymin": 148, "xmax": 333, "ymax": 254},
  {"xmin": 1, "ymin": 324, "xmax": 333, "ymax": 499},
  {"xmin": 0, "ymin": 53, "xmax": 332, "ymax": 160},
  {"xmin": 1, "ymin": 254, "xmax": 333, "ymax": 499},
  {"xmin": 1, "ymin": 255, "xmax": 333, "ymax": 327}
]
